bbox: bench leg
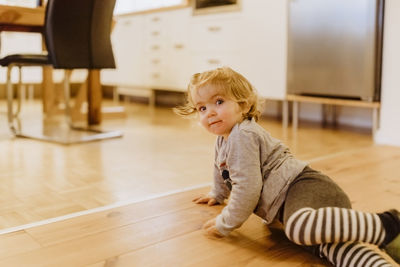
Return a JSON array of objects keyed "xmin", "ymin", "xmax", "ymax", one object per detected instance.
[
  {"xmin": 292, "ymin": 101, "xmax": 298, "ymax": 134},
  {"xmin": 282, "ymin": 100, "xmax": 288, "ymax": 128},
  {"xmin": 282, "ymin": 100, "xmax": 289, "ymax": 139},
  {"xmin": 332, "ymin": 105, "xmax": 338, "ymax": 128},
  {"xmin": 372, "ymin": 107, "xmax": 379, "ymax": 139},
  {"xmin": 149, "ymin": 89, "xmax": 156, "ymax": 108}
]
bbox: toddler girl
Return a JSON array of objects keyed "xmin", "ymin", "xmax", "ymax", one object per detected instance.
[{"xmin": 174, "ymin": 67, "xmax": 400, "ymax": 266}]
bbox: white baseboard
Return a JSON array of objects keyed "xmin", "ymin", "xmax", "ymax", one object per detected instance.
[{"xmin": 375, "ymin": 128, "xmax": 400, "ymax": 147}]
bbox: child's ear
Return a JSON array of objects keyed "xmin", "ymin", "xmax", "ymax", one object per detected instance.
[{"xmin": 240, "ymin": 101, "xmax": 251, "ymax": 114}]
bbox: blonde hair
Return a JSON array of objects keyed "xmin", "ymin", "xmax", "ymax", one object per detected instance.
[{"xmin": 174, "ymin": 67, "xmax": 262, "ymax": 121}]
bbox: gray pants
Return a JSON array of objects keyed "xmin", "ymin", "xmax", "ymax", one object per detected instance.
[
  {"xmin": 280, "ymin": 166, "xmax": 352, "ymax": 256},
  {"xmin": 282, "ymin": 166, "xmax": 352, "ymax": 225}
]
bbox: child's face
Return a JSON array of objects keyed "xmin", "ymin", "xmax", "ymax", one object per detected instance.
[{"xmin": 192, "ymin": 85, "xmax": 244, "ymax": 139}]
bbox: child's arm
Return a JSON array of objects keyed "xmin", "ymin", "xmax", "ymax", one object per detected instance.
[
  {"xmin": 214, "ymin": 130, "xmax": 263, "ymax": 237},
  {"xmin": 194, "ymin": 153, "xmax": 231, "ymax": 206},
  {"xmin": 202, "ymin": 217, "xmax": 224, "ymax": 238}
]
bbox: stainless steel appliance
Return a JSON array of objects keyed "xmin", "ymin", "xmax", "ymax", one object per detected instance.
[{"xmin": 287, "ymin": 0, "xmax": 384, "ymax": 101}]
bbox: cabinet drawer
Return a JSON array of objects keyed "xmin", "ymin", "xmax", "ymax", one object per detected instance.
[
  {"xmin": 191, "ymin": 52, "xmax": 243, "ymax": 73},
  {"xmin": 190, "ymin": 18, "xmax": 243, "ymax": 52}
]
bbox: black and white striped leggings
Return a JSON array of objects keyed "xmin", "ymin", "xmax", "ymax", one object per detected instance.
[{"xmin": 281, "ymin": 167, "xmax": 395, "ymax": 267}]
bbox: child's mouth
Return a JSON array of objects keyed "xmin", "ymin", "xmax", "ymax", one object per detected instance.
[{"xmin": 209, "ymin": 120, "xmax": 222, "ymax": 127}]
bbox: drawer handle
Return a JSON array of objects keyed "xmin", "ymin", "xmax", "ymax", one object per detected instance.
[
  {"xmin": 174, "ymin": 44, "xmax": 184, "ymax": 49},
  {"xmin": 208, "ymin": 26, "xmax": 221, "ymax": 32},
  {"xmin": 151, "ymin": 45, "xmax": 160, "ymax": 50},
  {"xmin": 152, "ymin": 73, "xmax": 160, "ymax": 78},
  {"xmin": 207, "ymin": 59, "xmax": 220, "ymax": 65},
  {"xmin": 152, "ymin": 59, "xmax": 160, "ymax": 64},
  {"xmin": 151, "ymin": 17, "xmax": 160, "ymax": 22},
  {"xmin": 151, "ymin": 31, "xmax": 160, "ymax": 36}
]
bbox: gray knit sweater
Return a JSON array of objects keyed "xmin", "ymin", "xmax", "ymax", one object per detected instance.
[{"xmin": 209, "ymin": 119, "xmax": 307, "ymax": 236}]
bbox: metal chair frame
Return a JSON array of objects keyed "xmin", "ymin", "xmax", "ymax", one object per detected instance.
[{"xmin": 1, "ymin": 0, "xmax": 122, "ymax": 144}]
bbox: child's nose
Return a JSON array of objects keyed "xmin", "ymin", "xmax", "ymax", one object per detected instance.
[{"xmin": 207, "ymin": 107, "xmax": 216, "ymax": 117}]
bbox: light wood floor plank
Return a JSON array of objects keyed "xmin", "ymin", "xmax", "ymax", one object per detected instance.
[
  {"xmin": 87, "ymin": 216, "xmax": 327, "ymax": 267},
  {"xmin": 0, "ymin": 146, "xmax": 398, "ymax": 266},
  {"xmin": 0, "ymin": 231, "xmax": 41, "ymax": 259},
  {"xmin": 0, "ymin": 201, "xmax": 222, "ymax": 266},
  {"xmin": 311, "ymin": 145, "xmax": 400, "ymax": 211},
  {"xmin": 26, "ymin": 187, "xmax": 209, "ymax": 247}
]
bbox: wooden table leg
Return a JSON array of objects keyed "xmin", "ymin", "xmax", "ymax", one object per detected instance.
[
  {"xmin": 87, "ymin": 70, "xmax": 102, "ymax": 125},
  {"xmin": 42, "ymin": 65, "xmax": 54, "ymax": 114}
]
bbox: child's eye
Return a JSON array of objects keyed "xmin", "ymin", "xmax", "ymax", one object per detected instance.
[
  {"xmin": 198, "ymin": 106, "xmax": 206, "ymax": 112},
  {"xmin": 216, "ymin": 99, "xmax": 224, "ymax": 105}
]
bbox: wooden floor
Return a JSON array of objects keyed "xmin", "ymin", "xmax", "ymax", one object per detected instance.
[
  {"xmin": 0, "ymin": 100, "xmax": 374, "ymax": 230},
  {"xmin": 0, "ymin": 145, "xmax": 399, "ymax": 266},
  {"xmin": 0, "ymin": 100, "xmax": 399, "ymax": 266}
]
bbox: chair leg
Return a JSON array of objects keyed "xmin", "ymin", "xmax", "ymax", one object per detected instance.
[
  {"xmin": 6, "ymin": 66, "xmax": 17, "ymax": 134},
  {"xmin": 16, "ymin": 66, "xmax": 22, "ymax": 116},
  {"xmin": 10, "ymin": 67, "xmax": 123, "ymax": 145},
  {"xmin": 6, "ymin": 65, "xmax": 29, "ymax": 135},
  {"xmin": 59, "ymin": 69, "xmax": 123, "ymax": 144},
  {"xmin": 63, "ymin": 69, "xmax": 73, "ymax": 126}
]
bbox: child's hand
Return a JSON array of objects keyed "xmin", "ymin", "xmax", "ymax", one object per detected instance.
[
  {"xmin": 192, "ymin": 194, "xmax": 218, "ymax": 206},
  {"xmin": 202, "ymin": 218, "xmax": 224, "ymax": 238}
]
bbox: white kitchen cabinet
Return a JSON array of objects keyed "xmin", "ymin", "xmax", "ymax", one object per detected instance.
[
  {"xmin": 144, "ymin": 8, "xmax": 192, "ymax": 91},
  {"xmin": 143, "ymin": 13, "xmax": 168, "ymax": 88},
  {"xmin": 188, "ymin": 12, "xmax": 246, "ymax": 78},
  {"xmin": 101, "ymin": 15, "xmax": 145, "ymax": 87},
  {"xmin": 108, "ymin": 0, "xmax": 289, "ymax": 100},
  {"xmin": 239, "ymin": 0, "xmax": 288, "ymax": 100},
  {"xmin": 191, "ymin": 51, "xmax": 243, "ymax": 73},
  {"xmin": 163, "ymin": 8, "xmax": 192, "ymax": 90},
  {"xmin": 190, "ymin": 14, "xmax": 244, "ymax": 53}
]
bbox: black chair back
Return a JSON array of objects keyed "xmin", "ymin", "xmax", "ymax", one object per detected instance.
[{"xmin": 44, "ymin": 0, "xmax": 116, "ymax": 69}]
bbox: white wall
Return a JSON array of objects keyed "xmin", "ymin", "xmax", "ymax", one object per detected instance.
[
  {"xmin": 0, "ymin": 32, "xmax": 42, "ymax": 83},
  {"xmin": 375, "ymin": 0, "xmax": 400, "ymax": 146}
]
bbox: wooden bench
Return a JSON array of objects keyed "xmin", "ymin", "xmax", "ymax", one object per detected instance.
[{"xmin": 283, "ymin": 94, "xmax": 381, "ymax": 137}]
